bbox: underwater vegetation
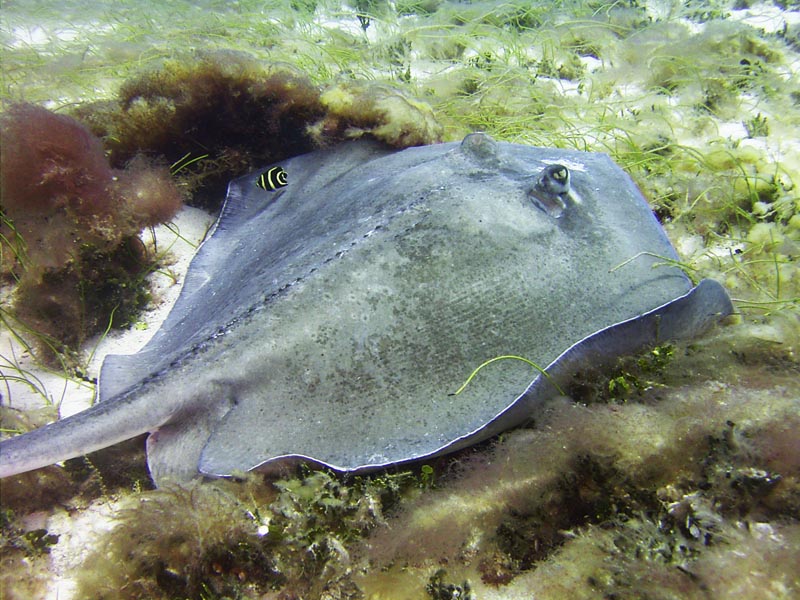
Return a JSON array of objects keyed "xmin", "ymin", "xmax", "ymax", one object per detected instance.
[
  {"xmin": 77, "ymin": 58, "xmax": 326, "ymax": 203},
  {"xmin": 74, "ymin": 55, "xmax": 441, "ymax": 205},
  {"xmin": 67, "ymin": 469, "xmax": 422, "ymax": 599},
  {"xmin": 0, "ymin": 0, "xmax": 799, "ymax": 598},
  {"xmin": 0, "ymin": 102, "xmax": 183, "ymax": 360}
]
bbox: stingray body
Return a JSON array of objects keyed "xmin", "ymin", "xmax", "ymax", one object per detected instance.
[{"xmin": 0, "ymin": 133, "xmax": 732, "ymax": 485}]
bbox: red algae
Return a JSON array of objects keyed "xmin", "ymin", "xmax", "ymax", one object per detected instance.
[{"xmin": 1, "ymin": 102, "xmax": 182, "ymax": 357}]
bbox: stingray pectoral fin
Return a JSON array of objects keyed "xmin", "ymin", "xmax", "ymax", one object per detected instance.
[
  {"xmin": 146, "ymin": 381, "xmax": 240, "ymax": 485},
  {"xmin": 196, "ymin": 390, "xmax": 313, "ymax": 477},
  {"xmin": 489, "ymin": 278, "xmax": 735, "ymax": 433},
  {"xmin": 197, "ymin": 409, "xmax": 268, "ymax": 478}
]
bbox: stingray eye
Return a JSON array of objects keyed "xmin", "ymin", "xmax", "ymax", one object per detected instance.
[
  {"xmin": 257, "ymin": 166, "xmax": 288, "ymax": 191},
  {"xmin": 527, "ymin": 164, "xmax": 571, "ymax": 218},
  {"xmin": 539, "ymin": 164, "xmax": 570, "ymax": 195}
]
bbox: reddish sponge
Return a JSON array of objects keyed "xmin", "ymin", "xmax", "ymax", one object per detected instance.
[
  {"xmin": 1, "ymin": 103, "xmax": 111, "ymax": 211},
  {"xmin": 1, "ymin": 103, "xmax": 118, "ymax": 270},
  {"xmin": 0, "ymin": 103, "xmax": 182, "ymax": 359}
]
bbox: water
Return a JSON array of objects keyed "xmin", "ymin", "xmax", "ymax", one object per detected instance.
[{"xmin": 1, "ymin": 2, "xmax": 799, "ymax": 598}]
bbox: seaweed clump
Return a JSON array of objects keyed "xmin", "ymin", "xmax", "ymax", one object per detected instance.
[
  {"xmin": 426, "ymin": 569, "xmax": 473, "ymax": 600},
  {"xmin": 86, "ymin": 57, "xmax": 325, "ymax": 204},
  {"xmin": 0, "ymin": 102, "xmax": 183, "ymax": 359},
  {"xmin": 76, "ymin": 55, "xmax": 442, "ymax": 207},
  {"xmin": 0, "ymin": 507, "xmax": 57, "ymax": 600},
  {"xmin": 310, "ymin": 80, "xmax": 443, "ymax": 148},
  {"xmin": 73, "ymin": 469, "xmax": 417, "ymax": 599}
]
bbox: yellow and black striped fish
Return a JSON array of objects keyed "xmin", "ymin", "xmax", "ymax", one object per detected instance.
[{"xmin": 257, "ymin": 166, "xmax": 288, "ymax": 191}]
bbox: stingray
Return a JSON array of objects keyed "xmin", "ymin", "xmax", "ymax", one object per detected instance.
[{"xmin": 0, "ymin": 133, "xmax": 733, "ymax": 485}]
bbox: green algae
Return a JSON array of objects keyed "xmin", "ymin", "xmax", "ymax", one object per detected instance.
[{"xmin": 68, "ymin": 468, "xmax": 427, "ymax": 599}]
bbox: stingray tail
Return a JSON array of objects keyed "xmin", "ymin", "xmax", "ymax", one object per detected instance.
[{"xmin": 0, "ymin": 389, "xmax": 170, "ymax": 479}]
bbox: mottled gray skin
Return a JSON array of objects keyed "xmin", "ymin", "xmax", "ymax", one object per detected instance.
[{"xmin": 0, "ymin": 134, "xmax": 733, "ymax": 485}]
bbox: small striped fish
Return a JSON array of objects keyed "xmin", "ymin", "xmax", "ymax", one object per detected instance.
[{"xmin": 257, "ymin": 166, "xmax": 288, "ymax": 190}]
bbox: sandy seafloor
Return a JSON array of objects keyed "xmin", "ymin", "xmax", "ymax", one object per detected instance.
[{"xmin": 1, "ymin": 1, "xmax": 799, "ymax": 599}]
